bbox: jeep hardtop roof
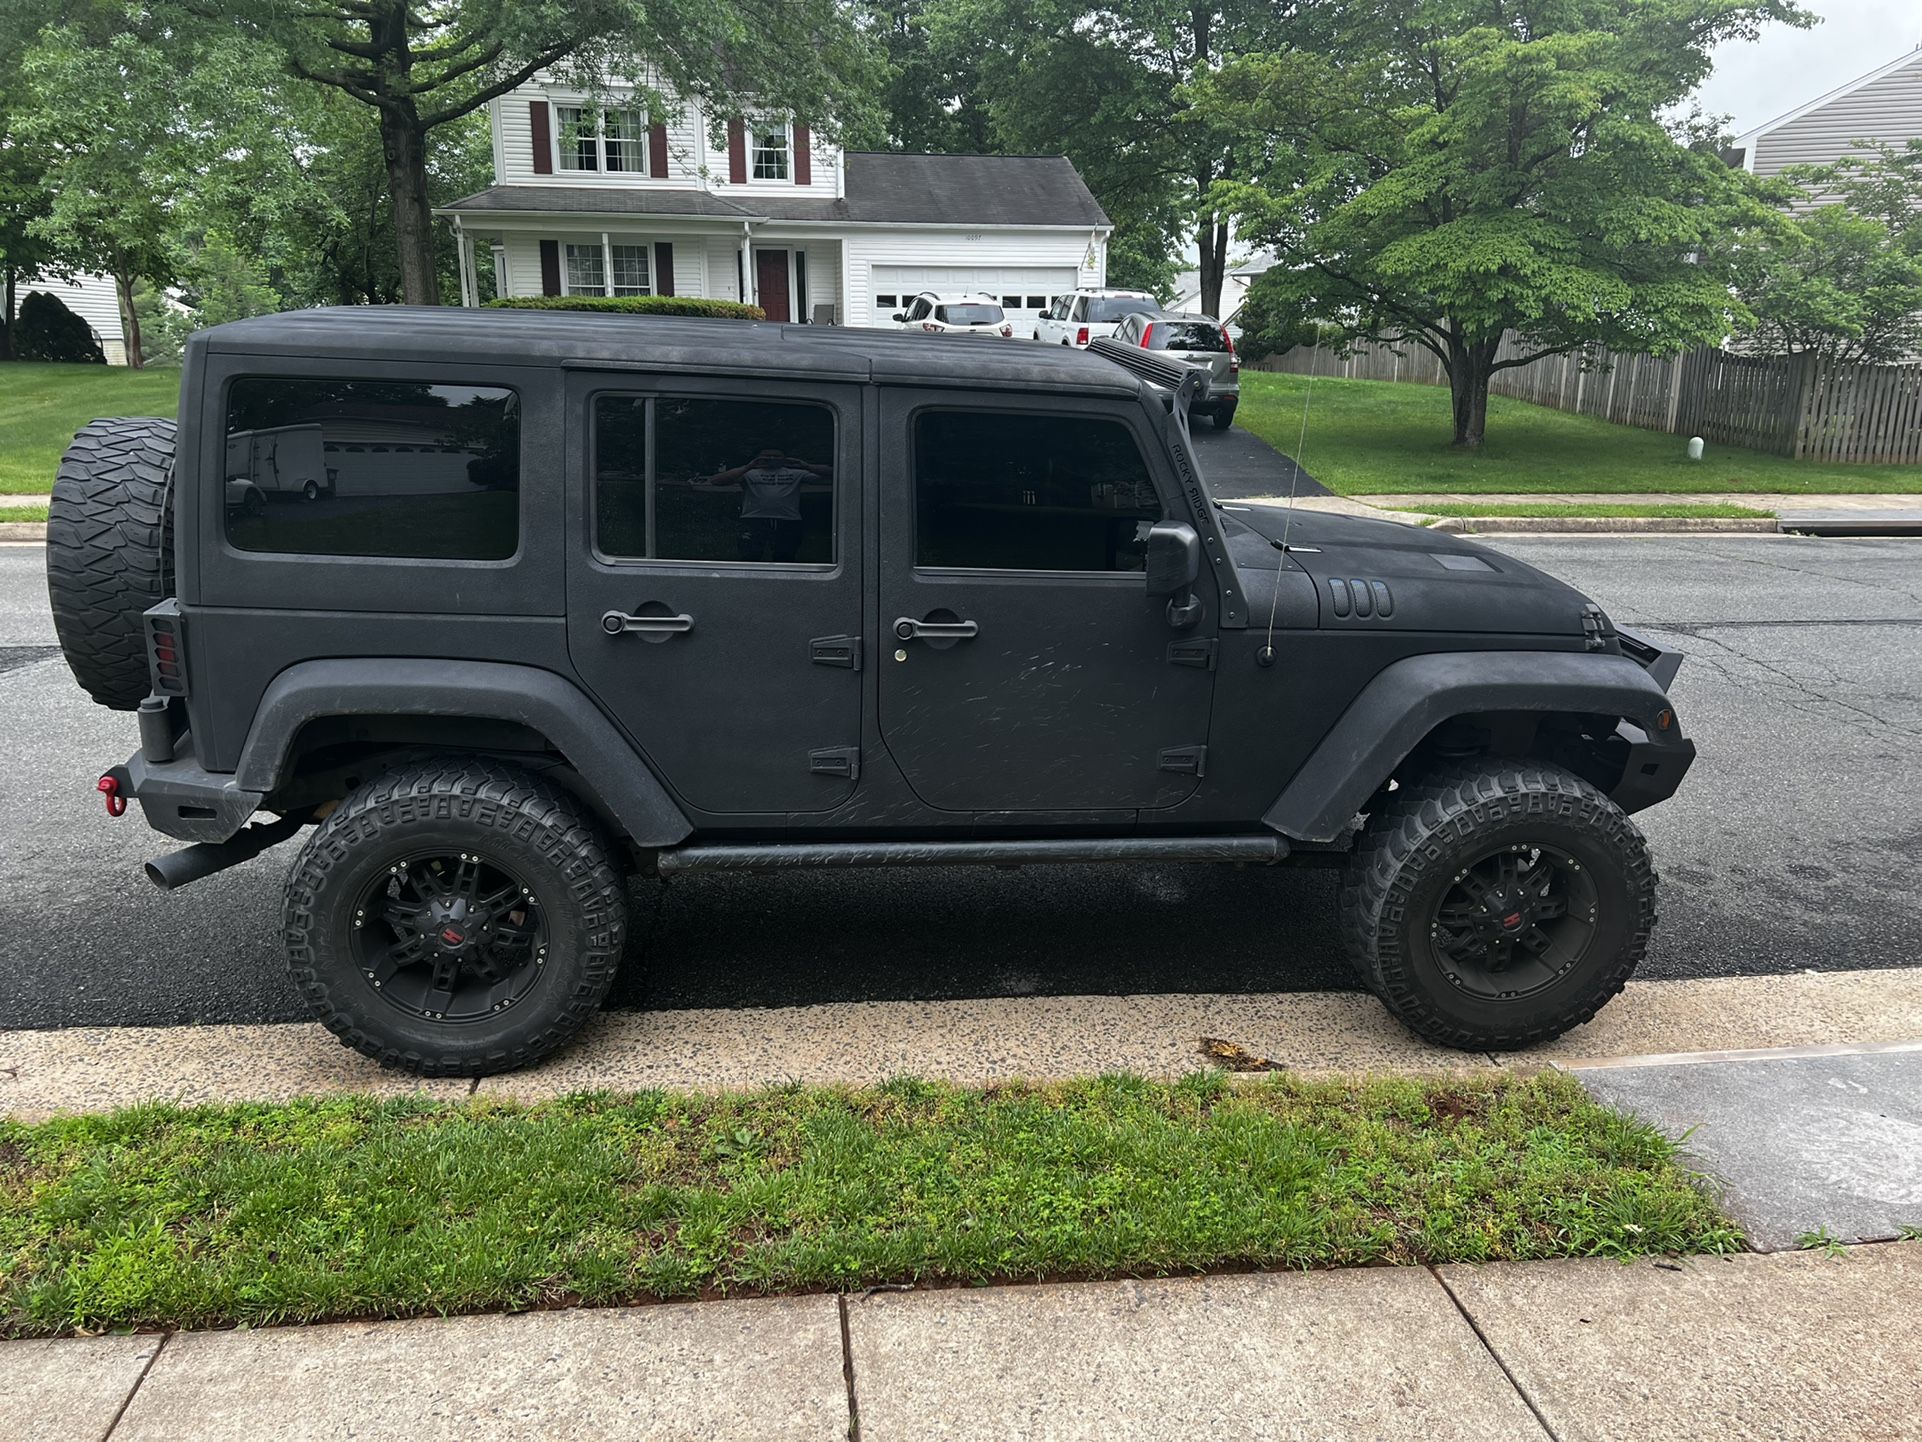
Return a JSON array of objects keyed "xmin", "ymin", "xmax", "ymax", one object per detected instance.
[{"xmin": 195, "ymin": 307, "xmax": 1151, "ymax": 399}]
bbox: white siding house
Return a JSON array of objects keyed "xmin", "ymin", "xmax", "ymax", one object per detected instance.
[
  {"xmin": 1733, "ymin": 46, "xmax": 1922, "ymax": 198},
  {"xmin": 23, "ymin": 274, "xmax": 127, "ymax": 364},
  {"xmin": 437, "ymin": 78, "xmax": 1110, "ymax": 332}
]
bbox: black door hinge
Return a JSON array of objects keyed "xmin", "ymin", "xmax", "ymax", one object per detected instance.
[
  {"xmin": 809, "ymin": 746, "xmax": 861, "ymax": 780},
  {"xmin": 1166, "ymin": 637, "xmax": 1217, "ymax": 670},
  {"xmin": 810, "ymin": 635, "xmax": 862, "ymax": 670},
  {"xmin": 1158, "ymin": 745, "xmax": 1208, "ymax": 777}
]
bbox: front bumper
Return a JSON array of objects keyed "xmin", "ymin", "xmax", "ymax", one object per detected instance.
[{"xmin": 1608, "ymin": 625, "xmax": 1694, "ymax": 812}]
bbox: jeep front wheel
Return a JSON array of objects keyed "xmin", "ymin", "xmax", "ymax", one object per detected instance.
[
  {"xmin": 1339, "ymin": 762, "xmax": 1655, "ymax": 1051},
  {"xmin": 283, "ymin": 760, "xmax": 627, "ymax": 1076}
]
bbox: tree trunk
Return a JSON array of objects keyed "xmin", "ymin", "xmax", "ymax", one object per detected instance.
[
  {"xmin": 1447, "ymin": 338, "xmax": 1497, "ymax": 447},
  {"xmin": 116, "ymin": 269, "xmax": 144, "ymax": 369},
  {"xmin": 380, "ymin": 103, "xmax": 440, "ymax": 306},
  {"xmin": 1197, "ymin": 214, "xmax": 1229, "ymax": 319},
  {"xmin": 0, "ymin": 266, "xmax": 15, "ymax": 361}
]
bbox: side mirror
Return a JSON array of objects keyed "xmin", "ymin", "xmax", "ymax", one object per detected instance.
[
  {"xmin": 1144, "ymin": 520, "xmax": 1201, "ymax": 598},
  {"xmin": 891, "ymin": 311, "xmax": 906, "ymax": 323}
]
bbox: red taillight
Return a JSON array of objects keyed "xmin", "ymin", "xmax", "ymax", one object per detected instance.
[
  {"xmin": 921, "ymin": 321, "xmax": 941, "ymax": 332},
  {"xmin": 999, "ymin": 323, "xmax": 1013, "ymax": 337},
  {"xmin": 1223, "ymin": 327, "xmax": 1239, "ymax": 372},
  {"xmin": 1076, "ymin": 326, "xmax": 1089, "ymax": 346},
  {"xmin": 1140, "ymin": 323, "xmax": 1155, "ymax": 349}
]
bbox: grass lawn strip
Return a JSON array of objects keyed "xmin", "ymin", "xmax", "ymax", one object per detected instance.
[
  {"xmin": 0, "ymin": 505, "xmax": 50, "ymax": 523},
  {"xmin": 1402, "ymin": 502, "xmax": 1774, "ymax": 520},
  {"xmin": 0, "ymin": 1071, "xmax": 1739, "ymax": 1337},
  {"xmin": 0, "ymin": 362, "xmax": 181, "ymax": 495},
  {"xmin": 1236, "ymin": 372, "xmax": 1922, "ymax": 496}
]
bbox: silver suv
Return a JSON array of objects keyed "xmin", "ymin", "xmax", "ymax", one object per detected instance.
[{"xmin": 1110, "ymin": 310, "xmax": 1240, "ymax": 430}]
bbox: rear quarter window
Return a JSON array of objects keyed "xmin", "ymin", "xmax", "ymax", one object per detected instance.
[{"xmin": 222, "ymin": 377, "xmax": 519, "ymax": 560}]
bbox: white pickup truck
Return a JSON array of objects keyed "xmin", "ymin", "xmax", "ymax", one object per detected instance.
[{"xmin": 1031, "ymin": 288, "xmax": 1158, "ymax": 348}]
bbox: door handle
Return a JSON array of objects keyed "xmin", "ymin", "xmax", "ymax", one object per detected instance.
[
  {"xmin": 894, "ymin": 616, "xmax": 978, "ymax": 642},
  {"xmin": 601, "ymin": 609, "xmax": 694, "ymax": 637}
]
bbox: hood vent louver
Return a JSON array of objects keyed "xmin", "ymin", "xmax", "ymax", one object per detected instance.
[{"xmin": 1328, "ymin": 578, "xmax": 1393, "ymax": 620}]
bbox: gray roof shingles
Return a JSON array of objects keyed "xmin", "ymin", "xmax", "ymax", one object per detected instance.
[{"xmin": 442, "ymin": 153, "xmax": 1109, "ymax": 229}]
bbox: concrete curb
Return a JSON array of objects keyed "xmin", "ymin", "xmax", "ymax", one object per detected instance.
[
  {"xmin": 0, "ymin": 523, "xmax": 46, "ymax": 543},
  {"xmin": 6, "ymin": 969, "xmax": 1920, "ymax": 1120},
  {"xmin": 1429, "ymin": 516, "xmax": 1780, "ymax": 535}
]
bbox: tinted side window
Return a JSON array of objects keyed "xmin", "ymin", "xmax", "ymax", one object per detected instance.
[
  {"xmin": 914, "ymin": 411, "xmax": 1161, "ymax": 573},
  {"xmin": 224, "ymin": 378, "xmax": 518, "ymax": 559},
  {"xmin": 595, "ymin": 396, "xmax": 835, "ymax": 564}
]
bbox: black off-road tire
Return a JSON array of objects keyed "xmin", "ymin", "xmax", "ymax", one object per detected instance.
[
  {"xmin": 283, "ymin": 760, "xmax": 628, "ymax": 1076},
  {"xmin": 1339, "ymin": 761, "xmax": 1656, "ymax": 1051},
  {"xmin": 45, "ymin": 417, "xmax": 176, "ymax": 710}
]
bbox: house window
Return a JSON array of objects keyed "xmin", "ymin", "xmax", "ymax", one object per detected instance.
[
  {"xmin": 1027, "ymin": 295, "xmax": 1047, "ymax": 309},
  {"xmin": 556, "ymin": 106, "xmax": 598, "ymax": 171},
  {"xmin": 556, "ymin": 104, "xmax": 648, "ymax": 174},
  {"xmin": 875, "ymin": 293, "xmax": 897, "ymax": 309},
  {"xmin": 563, "ymin": 243, "xmax": 606, "ymax": 295},
  {"xmin": 610, "ymin": 244, "xmax": 651, "ymax": 296},
  {"xmin": 603, "ymin": 109, "xmax": 644, "ymax": 172},
  {"xmin": 752, "ymin": 125, "xmax": 790, "ymax": 180}
]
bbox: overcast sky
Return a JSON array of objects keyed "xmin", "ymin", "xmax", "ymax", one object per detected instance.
[{"xmin": 1694, "ymin": 1, "xmax": 1922, "ymax": 135}]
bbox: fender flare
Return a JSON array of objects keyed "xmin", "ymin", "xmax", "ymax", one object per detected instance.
[
  {"xmin": 235, "ymin": 658, "xmax": 693, "ymax": 847},
  {"xmin": 1263, "ymin": 650, "xmax": 1676, "ymax": 844}
]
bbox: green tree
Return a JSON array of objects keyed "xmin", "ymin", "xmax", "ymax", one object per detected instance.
[
  {"xmin": 0, "ymin": 106, "xmax": 70, "ymax": 361},
  {"xmin": 928, "ymin": 0, "xmax": 1330, "ymax": 319},
  {"xmin": 1732, "ymin": 139, "xmax": 1922, "ymax": 362},
  {"xmin": 203, "ymin": 0, "xmax": 877, "ymax": 305},
  {"xmin": 858, "ymin": 0, "xmax": 991, "ymax": 152},
  {"xmin": 1200, "ymin": 0, "xmax": 1812, "ymax": 447}
]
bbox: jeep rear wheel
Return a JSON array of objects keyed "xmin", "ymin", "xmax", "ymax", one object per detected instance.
[
  {"xmin": 283, "ymin": 760, "xmax": 627, "ymax": 1076},
  {"xmin": 1339, "ymin": 762, "xmax": 1655, "ymax": 1051},
  {"xmin": 46, "ymin": 417, "xmax": 176, "ymax": 710}
]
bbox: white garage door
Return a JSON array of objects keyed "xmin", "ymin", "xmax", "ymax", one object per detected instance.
[{"xmin": 870, "ymin": 265, "xmax": 1080, "ymax": 336}]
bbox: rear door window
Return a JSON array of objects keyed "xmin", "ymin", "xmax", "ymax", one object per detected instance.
[
  {"xmin": 594, "ymin": 395, "xmax": 836, "ymax": 565},
  {"xmin": 223, "ymin": 377, "xmax": 519, "ymax": 559}
]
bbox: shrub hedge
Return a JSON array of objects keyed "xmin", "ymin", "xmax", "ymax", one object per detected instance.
[{"xmin": 486, "ymin": 295, "xmax": 766, "ymax": 321}]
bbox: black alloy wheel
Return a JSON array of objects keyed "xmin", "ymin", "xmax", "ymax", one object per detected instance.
[
  {"xmin": 1427, "ymin": 842, "xmax": 1599, "ymax": 1001},
  {"xmin": 351, "ymin": 850, "xmax": 548, "ymax": 1023},
  {"xmin": 1340, "ymin": 761, "xmax": 1656, "ymax": 1051}
]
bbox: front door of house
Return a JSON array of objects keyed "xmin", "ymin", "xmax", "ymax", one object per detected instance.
[{"xmin": 755, "ymin": 250, "xmax": 792, "ymax": 323}]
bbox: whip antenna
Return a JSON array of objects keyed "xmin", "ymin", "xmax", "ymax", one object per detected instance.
[{"xmin": 1260, "ymin": 333, "xmax": 1319, "ymax": 663}]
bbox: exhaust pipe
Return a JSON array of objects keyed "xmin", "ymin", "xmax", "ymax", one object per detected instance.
[{"xmin": 145, "ymin": 814, "xmax": 307, "ymax": 891}]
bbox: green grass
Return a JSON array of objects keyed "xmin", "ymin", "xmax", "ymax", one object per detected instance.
[
  {"xmin": 0, "ymin": 505, "xmax": 49, "ymax": 523},
  {"xmin": 1236, "ymin": 372, "xmax": 1922, "ymax": 496},
  {"xmin": 0, "ymin": 1071, "xmax": 1740, "ymax": 1337},
  {"xmin": 1405, "ymin": 502, "xmax": 1774, "ymax": 520},
  {"xmin": 0, "ymin": 362, "xmax": 180, "ymax": 495}
]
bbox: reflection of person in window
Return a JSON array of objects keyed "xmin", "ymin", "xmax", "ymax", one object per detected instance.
[{"xmin": 699, "ymin": 448, "xmax": 831, "ymax": 562}]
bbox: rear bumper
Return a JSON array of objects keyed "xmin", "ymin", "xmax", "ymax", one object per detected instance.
[{"xmin": 107, "ymin": 730, "xmax": 262, "ymax": 844}]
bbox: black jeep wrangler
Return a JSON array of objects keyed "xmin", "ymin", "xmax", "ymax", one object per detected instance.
[{"xmin": 46, "ymin": 308, "xmax": 1693, "ymax": 1075}]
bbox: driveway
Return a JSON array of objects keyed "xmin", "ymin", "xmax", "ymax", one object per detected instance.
[
  {"xmin": 1188, "ymin": 420, "xmax": 1330, "ymax": 500},
  {"xmin": 1, "ymin": 535, "xmax": 1918, "ymax": 1028}
]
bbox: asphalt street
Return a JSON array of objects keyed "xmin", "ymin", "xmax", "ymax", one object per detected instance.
[{"xmin": 3, "ymin": 518, "xmax": 1919, "ymax": 1028}]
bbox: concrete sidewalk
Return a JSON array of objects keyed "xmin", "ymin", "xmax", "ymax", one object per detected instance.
[
  {"xmin": 5, "ymin": 1245, "xmax": 1916, "ymax": 1441},
  {"xmin": 6, "ymin": 968, "xmax": 1922, "ymax": 1119}
]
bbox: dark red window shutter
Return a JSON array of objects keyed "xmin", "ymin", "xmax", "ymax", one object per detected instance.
[
  {"xmin": 539, "ymin": 240, "xmax": 561, "ymax": 296},
  {"xmin": 653, "ymin": 242, "xmax": 675, "ymax": 297},
  {"xmin": 530, "ymin": 101, "xmax": 552, "ymax": 175},
  {"xmin": 727, "ymin": 118, "xmax": 746, "ymax": 183},
  {"xmin": 793, "ymin": 123, "xmax": 811, "ymax": 185},
  {"xmin": 647, "ymin": 122, "xmax": 669, "ymax": 178}
]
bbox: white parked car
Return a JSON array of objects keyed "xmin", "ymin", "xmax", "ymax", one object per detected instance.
[
  {"xmin": 890, "ymin": 292, "xmax": 1015, "ymax": 337},
  {"xmin": 1032, "ymin": 288, "xmax": 1158, "ymax": 347}
]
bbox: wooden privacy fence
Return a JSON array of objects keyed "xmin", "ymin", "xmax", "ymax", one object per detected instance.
[{"xmin": 1258, "ymin": 336, "xmax": 1922, "ymax": 464}]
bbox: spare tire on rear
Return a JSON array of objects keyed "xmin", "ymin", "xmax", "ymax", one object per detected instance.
[{"xmin": 46, "ymin": 417, "xmax": 176, "ymax": 710}]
